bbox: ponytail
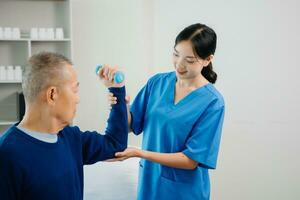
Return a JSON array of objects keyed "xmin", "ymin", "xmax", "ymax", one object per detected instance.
[{"xmin": 201, "ymin": 62, "xmax": 217, "ymax": 84}]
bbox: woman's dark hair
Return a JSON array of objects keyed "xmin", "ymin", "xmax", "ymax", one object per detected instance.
[{"xmin": 175, "ymin": 23, "xmax": 217, "ymax": 83}]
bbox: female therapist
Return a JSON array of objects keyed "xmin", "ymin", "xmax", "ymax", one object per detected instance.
[{"xmin": 110, "ymin": 23, "xmax": 225, "ymax": 200}]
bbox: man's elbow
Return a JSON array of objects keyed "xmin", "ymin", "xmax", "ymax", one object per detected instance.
[
  {"xmin": 105, "ymin": 135, "xmax": 127, "ymax": 153},
  {"xmin": 115, "ymin": 142, "xmax": 127, "ymax": 152},
  {"xmin": 119, "ymin": 144, "xmax": 127, "ymax": 152}
]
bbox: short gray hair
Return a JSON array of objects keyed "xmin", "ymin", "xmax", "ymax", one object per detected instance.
[{"xmin": 22, "ymin": 52, "xmax": 73, "ymax": 103}]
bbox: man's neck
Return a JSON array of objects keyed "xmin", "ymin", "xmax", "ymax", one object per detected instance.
[{"xmin": 19, "ymin": 106, "xmax": 65, "ymax": 134}]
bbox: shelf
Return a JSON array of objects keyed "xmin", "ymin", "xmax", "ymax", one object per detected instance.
[
  {"xmin": 0, "ymin": 120, "xmax": 18, "ymax": 126},
  {"xmin": 0, "ymin": 39, "xmax": 28, "ymax": 42},
  {"xmin": 0, "ymin": 0, "xmax": 71, "ymax": 133},
  {"xmin": 0, "ymin": 38, "xmax": 71, "ymax": 42},
  {"xmin": 30, "ymin": 39, "xmax": 71, "ymax": 42},
  {"xmin": 0, "ymin": 80, "xmax": 22, "ymax": 83}
]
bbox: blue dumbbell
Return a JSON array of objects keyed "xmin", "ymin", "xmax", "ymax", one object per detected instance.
[{"xmin": 95, "ymin": 64, "xmax": 124, "ymax": 84}]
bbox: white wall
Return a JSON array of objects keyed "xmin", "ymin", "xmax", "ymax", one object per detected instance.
[
  {"xmin": 72, "ymin": 0, "xmax": 153, "ymax": 146},
  {"xmin": 150, "ymin": 1, "xmax": 300, "ymax": 199},
  {"xmin": 72, "ymin": 0, "xmax": 300, "ymax": 199}
]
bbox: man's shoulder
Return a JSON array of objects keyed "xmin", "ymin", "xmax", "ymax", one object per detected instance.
[
  {"xmin": 0, "ymin": 127, "xmax": 25, "ymax": 162},
  {"xmin": 60, "ymin": 125, "xmax": 82, "ymax": 140},
  {"xmin": 61, "ymin": 125, "xmax": 80, "ymax": 134},
  {"xmin": 0, "ymin": 126, "xmax": 19, "ymax": 149}
]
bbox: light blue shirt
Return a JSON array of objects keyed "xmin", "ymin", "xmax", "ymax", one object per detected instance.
[
  {"xmin": 130, "ymin": 72, "xmax": 225, "ymax": 200},
  {"xmin": 16, "ymin": 126, "xmax": 58, "ymax": 143}
]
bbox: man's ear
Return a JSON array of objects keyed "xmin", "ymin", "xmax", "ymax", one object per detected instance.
[
  {"xmin": 46, "ymin": 86, "xmax": 58, "ymax": 105},
  {"xmin": 203, "ymin": 55, "xmax": 214, "ymax": 67}
]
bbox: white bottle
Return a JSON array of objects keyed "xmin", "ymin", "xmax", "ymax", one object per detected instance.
[
  {"xmin": 47, "ymin": 28, "xmax": 55, "ymax": 40},
  {"xmin": 0, "ymin": 66, "xmax": 6, "ymax": 81},
  {"xmin": 4, "ymin": 27, "xmax": 12, "ymax": 39},
  {"xmin": 0, "ymin": 27, "xmax": 3, "ymax": 39},
  {"xmin": 55, "ymin": 28, "xmax": 64, "ymax": 40},
  {"xmin": 39, "ymin": 28, "xmax": 46, "ymax": 40},
  {"xmin": 7, "ymin": 66, "xmax": 14, "ymax": 81},
  {"xmin": 14, "ymin": 66, "xmax": 22, "ymax": 82},
  {"xmin": 31, "ymin": 28, "xmax": 38, "ymax": 39},
  {"xmin": 12, "ymin": 27, "xmax": 21, "ymax": 39}
]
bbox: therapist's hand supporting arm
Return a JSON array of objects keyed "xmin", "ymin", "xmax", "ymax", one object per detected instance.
[{"xmin": 114, "ymin": 147, "xmax": 198, "ymax": 170}]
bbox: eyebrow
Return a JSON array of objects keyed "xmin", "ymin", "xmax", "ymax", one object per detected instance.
[{"xmin": 174, "ymin": 48, "xmax": 196, "ymax": 59}]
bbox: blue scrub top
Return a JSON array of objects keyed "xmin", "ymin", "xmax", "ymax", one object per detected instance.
[{"xmin": 130, "ymin": 72, "xmax": 225, "ymax": 200}]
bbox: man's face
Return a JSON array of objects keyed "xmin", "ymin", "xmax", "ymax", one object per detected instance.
[{"xmin": 53, "ymin": 64, "xmax": 80, "ymax": 126}]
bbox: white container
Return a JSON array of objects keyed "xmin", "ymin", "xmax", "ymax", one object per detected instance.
[
  {"xmin": 12, "ymin": 27, "xmax": 21, "ymax": 39},
  {"xmin": 47, "ymin": 28, "xmax": 55, "ymax": 40},
  {"xmin": 39, "ymin": 28, "xmax": 46, "ymax": 40},
  {"xmin": 31, "ymin": 28, "xmax": 38, "ymax": 39},
  {"xmin": 7, "ymin": 66, "xmax": 14, "ymax": 81},
  {"xmin": 4, "ymin": 27, "xmax": 12, "ymax": 39},
  {"xmin": 55, "ymin": 28, "xmax": 64, "ymax": 40},
  {"xmin": 0, "ymin": 27, "xmax": 3, "ymax": 39},
  {"xmin": 14, "ymin": 66, "xmax": 22, "ymax": 81},
  {"xmin": 0, "ymin": 66, "xmax": 6, "ymax": 81}
]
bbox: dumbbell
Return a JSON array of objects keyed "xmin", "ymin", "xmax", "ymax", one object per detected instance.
[{"xmin": 95, "ymin": 64, "xmax": 124, "ymax": 84}]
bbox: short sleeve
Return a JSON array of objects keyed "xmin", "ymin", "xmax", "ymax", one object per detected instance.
[
  {"xmin": 130, "ymin": 74, "xmax": 159, "ymax": 135},
  {"xmin": 183, "ymin": 105, "xmax": 225, "ymax": 169}
]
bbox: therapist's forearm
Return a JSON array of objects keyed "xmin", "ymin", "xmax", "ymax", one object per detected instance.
[{"xmin": 139, "ymin": 151, "xmax": 197, "ymax": 170}]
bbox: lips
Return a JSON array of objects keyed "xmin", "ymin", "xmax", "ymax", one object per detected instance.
[{"xmin": 177, "ymin": 70, "xmax": 187, "ymax": 75}]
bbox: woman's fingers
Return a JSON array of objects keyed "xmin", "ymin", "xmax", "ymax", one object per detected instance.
[
  {"xmin": 125, "ymin": 95, "xmax": 130, "ymax": 104},
  {"xmin": 107, "ymin": 67, "xmax": 117, "ymax": 82},
  {"xmin": 107, "ymin": 93, "xmax": 117, "ymax": 105},
  {"xmin": 115, "ymin": 152, "xmax": 124, "ymax": 157}
]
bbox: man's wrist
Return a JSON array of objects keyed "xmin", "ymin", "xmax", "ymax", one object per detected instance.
[{"xmin": 108, "ymin": 86, "xmax": 126, "ymax": 95}]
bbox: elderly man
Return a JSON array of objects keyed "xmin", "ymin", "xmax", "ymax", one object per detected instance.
[{"xmin": 0, "ymin": 52, "xmax": 128, "ymax": 200}]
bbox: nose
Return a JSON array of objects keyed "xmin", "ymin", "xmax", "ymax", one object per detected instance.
[{"xmin": 176, "ymin": 58, "xmax": 186, "ymax": 69}]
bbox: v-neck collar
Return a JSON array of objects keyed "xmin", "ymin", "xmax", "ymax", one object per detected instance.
[{"xmin": 167, "ymin": 72, "xmax": 212, "ymax": 108}]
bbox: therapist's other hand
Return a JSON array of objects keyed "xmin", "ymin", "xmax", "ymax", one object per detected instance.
[
  {"xmin": 105, "ymin": 147, "xmax": 141, "ymax": 162},
  {"xmin": 107, "ymin": 93, "xmax": 130, "ymax": 110},
  {"xmin": 97, "ymin": 64, "xmax": 125, "ymax": 88}
]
